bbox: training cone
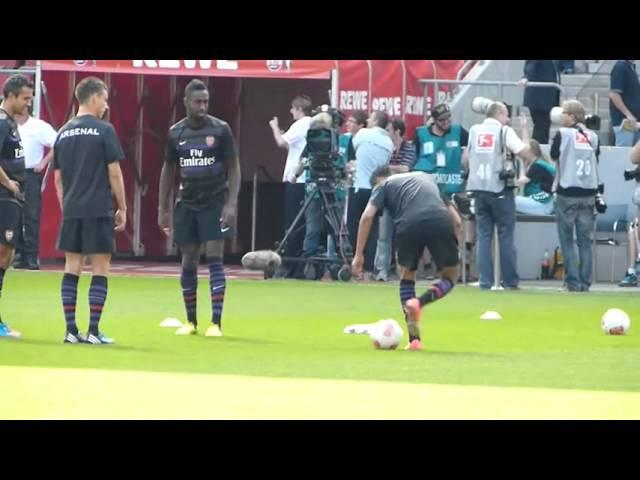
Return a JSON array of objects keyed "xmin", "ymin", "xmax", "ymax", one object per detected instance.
[
  {"xmin": 160, "ymin": 318, "xmax": 184, "ymax": 328},
  {"xmin": 480, "ymin": 311, "xmax": 502, "ymax": 321}
]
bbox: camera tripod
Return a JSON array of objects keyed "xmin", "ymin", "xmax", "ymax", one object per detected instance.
[{"xmin": 271, "ymin": 180, "xmax": 353, "ymax": 281}]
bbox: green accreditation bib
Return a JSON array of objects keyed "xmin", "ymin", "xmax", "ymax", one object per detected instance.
[{"xmin": 415, "ymin": 125, "xmax": 463, "ymax": 194}]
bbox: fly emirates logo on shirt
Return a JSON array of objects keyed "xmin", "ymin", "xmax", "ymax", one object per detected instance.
[{"xmin": 180, "ymin": 148, "xmax": 216, "ymax": 167}]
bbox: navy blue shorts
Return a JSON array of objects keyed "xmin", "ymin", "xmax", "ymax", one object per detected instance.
[
  {"xmin": 0, "ymin": 201, "xmax": 23, "ymax": 249},
  {"xmin": 57, "ymin": 217, "xmax": 115, "ymax": 254},
  {"xmin": 396, "ymin": 215, "xmax": 458, "ymax": 271},
  {"xmin": 173, "ymin": 201, "xmax": 228, "ymax": 246}
]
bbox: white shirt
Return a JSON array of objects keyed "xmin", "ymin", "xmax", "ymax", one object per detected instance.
[
  {"xmin": 17, "ymin": 116, "xmax": 58, "ymax": 169},
  {"xmin": 282, "ymin": 116, "xmax": 311, "ymax": 183},
  {"xmin": 483, "ymin": 118, "xmax": 526, "ymax": 155}
]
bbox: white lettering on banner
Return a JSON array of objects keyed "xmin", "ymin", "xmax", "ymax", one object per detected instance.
[
  {"xmin": 180, "ymin": 157, "xmax": 216, "ymax": 167},
  {"xmin": 405, "ymin": 95, "xmax": 424, "ymax": 116},
  {"xmin": 132, "ymin": 60, "xmax": 236, "ymax": 70},
  {"xmin": 372, "ymin": 97, "xmax": 402, "ymax": 116},
  {"xmin": 216, "ymin": 60, "xmax": 238, "ymax": 70},
  {"xmin": 339, "ymin": 91, "xmax": 368, "ymax": 111},
  {"xmin": 158, "ymin": 60, "xmax": 181, "ymax": 68},
  {"xmin": 133, "ymin": 60, "xmax": 158, "ymax": 68},
  {"xmin": 184, "ymin": 60, "xmax": 213, "ymax": 69}
]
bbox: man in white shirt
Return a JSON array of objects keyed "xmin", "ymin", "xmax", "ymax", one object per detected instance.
[
  {"xmin": 14, "ymin": 108, "xmax": 57, "ymax": 270},
  {"xmin": 269, "ymin": 95, "xmax": 312, "ymax": 278}
]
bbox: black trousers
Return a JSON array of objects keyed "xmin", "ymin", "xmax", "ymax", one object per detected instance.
[
  {"xmin": 282, "ymin": 183, "xmax": 306, "ymax": 276},
  {"xmin": 347, "ymin": 188, "xmax": 378, "ymax": 272},
  {"xmin": 21, "ymin": 170, "xmax": 43, "ymax": 260},
  {"xmin": 530, "ymin": 109, "xmax": 551, "ymax": 145}
]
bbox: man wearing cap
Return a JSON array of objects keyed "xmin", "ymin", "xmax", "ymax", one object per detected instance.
[
  {"xmin": 412, "ymin": 104, "xmax": 469, "ymax": 278},
  {"xmin": 413, "ymin": 104, "xmax": 468, "ymax": 186}
]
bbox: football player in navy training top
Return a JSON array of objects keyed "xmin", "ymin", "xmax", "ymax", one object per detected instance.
[
  {"xmin": 158, "ymin": 79, "xmax": 241, "ymax": 337},
  {"xmin": 352, "ymin": 167, "xmax": 459, "ymax": 350},
  {"xmin": 0, "ymin": 74, "xmax": 33, "ymax": 339},
  {"xmin": 54, "ymin": 76, "xmax": 127, "ymax": 345}
]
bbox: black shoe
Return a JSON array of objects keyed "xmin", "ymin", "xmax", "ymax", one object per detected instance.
[
  {"xmin": 12, "ymin": 254, "xmax": 24, "ymax": 269},
  {"xmin": 23, "ymin": 259, "xmax": 40, "ymax": 270}
]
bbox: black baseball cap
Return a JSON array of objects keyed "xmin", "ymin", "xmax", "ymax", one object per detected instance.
[{"xmin": 431, "ymin": 103, "xmax": 451, "ymax": 119}]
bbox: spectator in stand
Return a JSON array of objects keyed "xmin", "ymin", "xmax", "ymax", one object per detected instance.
[
  {"xmin": 515, "ymin": 138, "xmax": 557, "ymax": 216},
  {"xmin": 518, "ymin": 60, "xmax": 560, "ymax": 145},
  {"xmin": 609, "ymin": 60, "xmax": 640, "ymax": 147},
  {"xmin": 557, "ymin": 60, "xmax": 575, "ymax": 75},
  {"xmin": 619, "ymin": 141, "xmax": 640, "ymax": 287}
]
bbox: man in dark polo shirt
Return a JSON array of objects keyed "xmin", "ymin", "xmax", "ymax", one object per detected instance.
[
  {"xmin": 54, "ymin": 76, "xmax": 127, "ymax": 345},
  {"xmin": 610, "ymin": 60, "xmax": 640, "ymax": 147}
]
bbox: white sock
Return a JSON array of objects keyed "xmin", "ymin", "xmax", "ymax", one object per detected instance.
[{"xmin": 628, "ymin": 268, "xmax": 636, "ymax": 275}]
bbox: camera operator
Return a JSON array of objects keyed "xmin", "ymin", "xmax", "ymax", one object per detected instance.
[
  {"xmin": 464, "ymin": 101, "xmax": 534, "ymax": 290},
  {"xmin": 550, "ymin": 100, "xmax": 601, "ymax": 292},
  {"xmin": 293, "ymin": 111, "xmax": 348, "ymax": 264},
  {"xmin": 618, "ymin": 141, "xmax": 640, "ymax": 286},
  {"xmin": 347, "ymin": 110, "xmax": 393, "ymax": 278}
]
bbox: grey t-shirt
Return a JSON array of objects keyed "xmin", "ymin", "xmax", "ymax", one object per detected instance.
[{"xmin": 369, "ymin": 172, "xmax": 449, "ymax": 234}]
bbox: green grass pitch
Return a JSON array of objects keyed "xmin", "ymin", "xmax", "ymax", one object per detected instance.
[{"xmin": 1, "ymin": 271, "xmax": 639, "ymax": 394}]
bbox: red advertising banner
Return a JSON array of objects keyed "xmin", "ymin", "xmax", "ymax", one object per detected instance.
[
  {"xmin": 370, "ymin": 60, "xmax": 405, "ymax": 119},
  {"xmin": 41, "ymin": 60, "xmax": 336, "ymax": 79},
  {"xmin": 404, "ymin": 60, "xmax": 435, "ymax": 139},
  {"xmin": 337, "ymin": 60, "xmax": 371, "ymax": 124},
  {"xmin": 434, "ymin": 60, "xmax": 465, "ymax": 81}
]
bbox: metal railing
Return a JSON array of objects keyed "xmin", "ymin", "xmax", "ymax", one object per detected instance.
[
  {"xmin": 455, "ymin": 60, "xmax": 479, "ymax": 81},
  {"xmin": 418, "ymin": 78, "xmax": 564, "ymax": 124}
]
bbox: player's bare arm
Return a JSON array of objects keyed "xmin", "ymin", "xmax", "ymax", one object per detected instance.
[
  {"xmin": 0, "ymin": 164, "xmax": 21, "ymax": 198},
  {"xmin": 221, "ymin": 154, "xmax": 241, "ymax": 229},
  {"xmin": 352, "ymin": 203, "xmax": 378, "ymax": 276},
  {"xmin": 158, "ymin": 162, "xmax": 176, "ymax": 236},
  {"xmin": 107, "ymin": 161, "xmax": 127, "ymax": 232},
  {"xmin": 53, "ymin": 169, "xmax": 63, "ymax": 209}
]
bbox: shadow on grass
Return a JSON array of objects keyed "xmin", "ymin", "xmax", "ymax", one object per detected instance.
[{"xmin": 5, "ymin": 338, "xmax": 157, "ymax": 353}]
